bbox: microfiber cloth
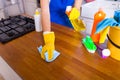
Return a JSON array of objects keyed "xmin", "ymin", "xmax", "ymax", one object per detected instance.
[
  {"xmin": 37, "ymin": 46, "xmax": 60, "ymax": 62},
  {"xmin": 96, "ymin": 18, "xmax": 119, "ymax": 33},
  {"xmin": 114, "ymin": 10, "xmax": 120, "ymax": 23}
]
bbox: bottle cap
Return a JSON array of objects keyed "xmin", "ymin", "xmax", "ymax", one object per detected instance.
[
  {"xmin": 66, "ymin": 6, "xmax": 72, "ymax": 12},
  {"xmin": 66, "ymin": 6, "xmax": 72, "ymax": 16},
  {"xmin": 35, "ymin": 9, "xmax": 40, "ymax": 15},
  {"xmin": 102, "ymin": 49, "xmax": 111, "ymax": 58},
  {"xmin": 94, "ymin": 8, "xmax": 106, "ymax": 21}
]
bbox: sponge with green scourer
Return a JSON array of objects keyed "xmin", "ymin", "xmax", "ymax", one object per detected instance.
[{"xmin": 82, "ymin": 36, "xmax": 97, "ymax": 53}]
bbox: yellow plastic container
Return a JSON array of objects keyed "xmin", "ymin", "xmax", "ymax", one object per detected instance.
[{"xmin": 107, "ymin": 27, "xmax": 120, "ymax": 61}]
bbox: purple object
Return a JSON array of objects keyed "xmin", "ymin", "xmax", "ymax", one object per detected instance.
[{"xmin": 96, "ymin": 44, "xmax": 110, "ymax": 58}]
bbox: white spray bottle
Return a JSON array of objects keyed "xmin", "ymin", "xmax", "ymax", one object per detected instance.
[{"xmin": 34, "ymin": 8, "xmax": 42, "ymax": 32}]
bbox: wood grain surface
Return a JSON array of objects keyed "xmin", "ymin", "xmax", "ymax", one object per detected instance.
[{"xmin": 0, "ymin": 23, "xmax": 120, "ymax": 80}]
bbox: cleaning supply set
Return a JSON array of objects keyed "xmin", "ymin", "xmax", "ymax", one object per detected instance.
[
  {"xmin": 38, "ymin": 8, "xmax": 120, "ymax": 62},
  {"xmin": 95, "ymin": 10, "xmax": 120, "ymax": 61},
  {"xmin": 82, "ymin": 9, "xmax": 111, "ymax": 58}
]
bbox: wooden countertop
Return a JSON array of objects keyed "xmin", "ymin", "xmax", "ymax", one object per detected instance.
[{"xmin": 0, "ymin": 23, "xmax": 120, "ymax": 80}]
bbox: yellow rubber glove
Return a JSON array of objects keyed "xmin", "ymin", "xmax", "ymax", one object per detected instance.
[
  {"xmin": 66, "ymin": 7, "xmax": 85, "ymax": 32},
  {"xmin": 41, "ymin": 32, "xmax": 55, "ymax": 60},
  {"xmin": 69, "ymin": 8, "xmax": 80, "ymax": 20},
  {"xmin": 70, "ymin": 19, "xmax": 86, "ymax": 32}
]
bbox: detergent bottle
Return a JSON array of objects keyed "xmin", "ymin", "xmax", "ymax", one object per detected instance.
[
  {"xmin": 34, "ymin": 8, "xmax": 42, "ymax": 32},
  {"xmin": 91, "ymin": 8, "xmax": 106, "ymax": 43}
]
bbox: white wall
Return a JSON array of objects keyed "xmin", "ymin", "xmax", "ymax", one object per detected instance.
[
  {"xmin": 0, "ymin": 0, "xmax": 5, "ymax": 19},
  {"xmin": 23, "ymin": 0, "xmax": 37, "ymax": 16},
  {"xmin": 0, "ymin": 0, "xmax": 24, "ymax": 19}
]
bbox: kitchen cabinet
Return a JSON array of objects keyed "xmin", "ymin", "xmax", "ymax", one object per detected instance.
[
  {"xmin": 23, "ymin": 0, "xmax": 37, "ymax": 16},
  {"xmin": 0, "ymin": 0, "xmax": 24, "ymax": 19},
  {"xmin": 0, "ymin": 0, "xmax": 5, "ymax": 19}
]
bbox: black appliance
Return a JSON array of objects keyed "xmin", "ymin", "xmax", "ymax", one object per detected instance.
[{"xmin": 0, "ymin": 15, "xmax": 35, "ymax": 43}]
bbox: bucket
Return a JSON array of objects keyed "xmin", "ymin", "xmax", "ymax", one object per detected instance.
[{"xmin": 107, "ymin": 27, "xmax": 120, "ymax": 61}]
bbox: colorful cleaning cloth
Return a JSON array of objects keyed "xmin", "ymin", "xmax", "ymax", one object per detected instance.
[
  {"xmin": 38, "ymin": 46, "xmax": 60, "ymax": 62},
  {"xmin": 96, "ymin": 18, "xmax": 119, "ymax": 33}
]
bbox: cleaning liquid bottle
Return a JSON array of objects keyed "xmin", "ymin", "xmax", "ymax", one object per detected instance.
[
  {"xmin": 91, "ymin": 8, "xmax": 106, "ymax": 43},
  {"xmin": 34, "ymin": 8, "xmax": 42, "ymax": 32}
]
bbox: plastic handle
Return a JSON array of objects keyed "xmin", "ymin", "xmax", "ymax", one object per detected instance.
[{"xmin": 91, "ymin": 9, "xmax": 106, "ymax": 43}]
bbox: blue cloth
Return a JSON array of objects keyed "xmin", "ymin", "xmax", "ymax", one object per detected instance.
[
  {"xmin": 96, "ymin": 18, "xmax": 120, "ymax": 33},
  {"xmin": 49, "ymin": 0, "xmax": 74, "ymax": 28},
  {"xmin": 38, "ymin": 46, "xmax": 60, "ymax": 62},
  {"xmin": 114, "ymin": 10, "xmax": 120, "ymax": 24}
]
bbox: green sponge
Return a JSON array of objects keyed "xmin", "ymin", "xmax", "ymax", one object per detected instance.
[{"xmin": 82, "ymin": 36, "xmax": 97, "ymax": 53}]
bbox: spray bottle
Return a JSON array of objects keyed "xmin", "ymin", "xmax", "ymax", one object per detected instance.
[
  {"xmin": 91, "ymin": 8, "xmax": 106, "ymax": 43},
  {"xmin": 34, "ymin": 8, "xmax": 42, "ymax": 32}
]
